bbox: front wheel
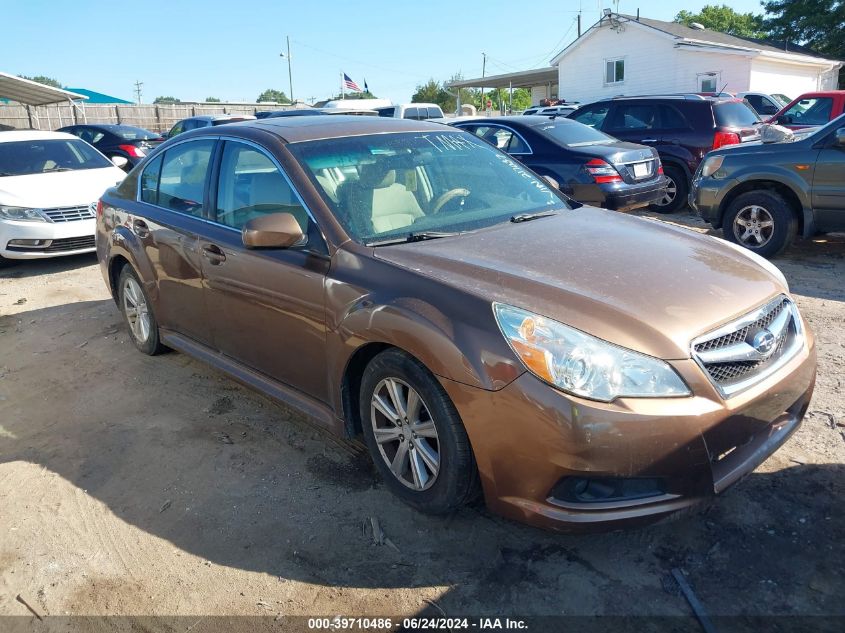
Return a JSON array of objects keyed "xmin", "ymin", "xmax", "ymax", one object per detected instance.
[
  {"xmin": 722, "ymin": 190, "xmax": 797, "ymax": 258},
  {"xmin": 359, "ymin": 349, "xmax": 479, "ymax": 514},
  {"xmin": 649, "ymin": 164, "xmax": 688, "ymax": 213},
  {"xmin": 118, "ymin": 265, "xmax": 165, "ymax": 355}
]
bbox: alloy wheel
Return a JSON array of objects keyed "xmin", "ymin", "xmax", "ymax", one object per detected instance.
[
  {"xmin": 657, "ymin": 176, "xmax": 677, "ymax": 206},
  {"xmin": 370, "ymin": 377, "xmax": 440, "ymax": 491},
  {"xmin": 122, "ymin": 277, "xmax": 151, "ymax": 343},
  {"xmin": 733, "ymin": 205, "xmax": 774, "ymax": 247}
]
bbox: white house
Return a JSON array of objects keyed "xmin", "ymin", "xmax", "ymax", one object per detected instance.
[{"xmin": 551, "ymin": 13, "xmax": 842, "ymax": 104}]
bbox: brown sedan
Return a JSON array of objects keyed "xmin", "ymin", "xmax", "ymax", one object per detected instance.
[{"xmin": 95, "ymin": 116, "xmax": 816, "ymax": 531}]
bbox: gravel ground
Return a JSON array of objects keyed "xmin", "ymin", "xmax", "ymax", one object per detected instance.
[{"xmin": 0, "ymin": 210, "xmax": 842, "ymax": 631}]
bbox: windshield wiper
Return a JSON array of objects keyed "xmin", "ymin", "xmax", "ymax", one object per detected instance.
[
  {"xmin": 42, "ymin": 166, "xmax": 74, "ymax": 172},
  {"xmin": 367, "ymin": 231, "xmax": 461, "ymax": 246},
  {"xmin": 510, "ymin": 210, "xmax": 558, "ymax": 223}
]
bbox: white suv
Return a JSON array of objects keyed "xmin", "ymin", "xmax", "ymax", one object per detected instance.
[
  {"xmin": 376, "ymin": 103, "xmax": 444, "ymax": 120},
  {"xmin": 0, "ymin": 131, "xmax": 126, "ymax": 264}
]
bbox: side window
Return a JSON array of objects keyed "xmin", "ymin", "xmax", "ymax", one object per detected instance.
[
  {"xmin": 607, "ymin": 104, "xmax": 658, "ymax": 130},
  {"xmin": 659, "ymin": 105, "xmax": 690, "ymax": 129},
  {"xmin": 464, "ymin": 126, "xmax": 529, "ymax": 153},
  {"xmin": 426, "ymin": 107, "xmax": 442, "ymax": 119},
  {"xmin": 157, "ymin": 139, "xmax": 215, "ymax": 217},
  {"xmin": 403, "ymin": 107, "xmax": 420, "ymax": 120},
  {"xmin": 168, "ymin": 122, "xmax": 183, "ymax": 137},
  {"xmin": 784, "ymin": 98, "xmax": 833, "ymax": 125},
  {"xmin": 571, "ymin": 104, "xmax": 609, "ymax": 128},
  {"xmin": 140, "ymin": 154, "xmax": 163, "ymax": 204},
  {"xmin": 378, "ymin": 107, "xmax": 396, "ymax": 117},
  {"xmin": 215, "ymin": 141, "xmax": 310, "ymax": 236}
]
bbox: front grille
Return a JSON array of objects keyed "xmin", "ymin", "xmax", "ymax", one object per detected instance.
[
  {"xmin": 44, "ymin": 236, "xmax": 95, "ymax": 252},
  {"xmin": 42, "ymin": 205, "xmax": 96, "ymax": 223},
  {"xmin": 691, "ymin": 296, "xmax": 802, "ymax": 397}
]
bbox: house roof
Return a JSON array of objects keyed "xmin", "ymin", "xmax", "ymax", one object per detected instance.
[
  {"xmin": 447, "ymin": 67, "xmax": 558, "ymax": 90},
  {"xmin": 0, "ymin": 72, "xmax": 87, "ymax": 106},
  {"xmin": 551, "ymin": 13, "xmax": 842, "ymax": 66},
  {"xmin": 64, "ymin": 88, "xmax": 133, "ymax": 104}
]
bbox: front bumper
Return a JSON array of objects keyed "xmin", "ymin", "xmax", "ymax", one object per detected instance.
[
  {"xmin": 0, "ymin": 218, "xmax": 96, "ymax": 259},
  {"xmin": 689, "ymin": 176, "xmax": 737, "ymax": 228},
  {"xmin": 440, "ymin": 328, "xmax": 816, "ymax": 532}
]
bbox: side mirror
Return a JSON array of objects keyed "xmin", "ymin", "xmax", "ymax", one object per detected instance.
[
  {"xmin": 835, "ymin": 128, "xmax": 845, "ymax": 146},
  {"xmin": 242, "ymin": 212, "xmax": 304, "ymax": 249},
  {"xmin": 541, "ymin": 174, "xmax": 560, "ymax": 190},
  {"xmin": 111, "ymin": 156, "xmax": 129, "ymax": 169}
]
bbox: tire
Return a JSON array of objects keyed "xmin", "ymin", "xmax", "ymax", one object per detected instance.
[
  {"xmin": 359, "ymin": 348, "xmax": 480, "ymax": 514},
  {"xmin": 649, "ymin": 164, "xmax": 688, "ymax": 213},
  {"xmin": 722, "ymin": 190, "xmax": 797, "ymax": 258},
  {"xmin": 117, "ymin": 265, "xmax": 165, "ymax": 355}
]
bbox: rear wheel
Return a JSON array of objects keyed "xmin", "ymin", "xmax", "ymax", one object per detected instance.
[
  {"xmin": 359, "ymin": 349, "xmax": 479, "ymax": 514},
  {"xmin": 649, "ymin": 164, "xmax": 688, "ymax": 213},
  {"xmin": 723, "ymin": 190, "xmax": 797, "ymax": 258},
  {"xmin": 118, "ymin": 266, "xmax": 165, "ymax": 355}
]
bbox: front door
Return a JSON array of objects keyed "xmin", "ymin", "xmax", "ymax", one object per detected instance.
[
  {"xmin": 135, "ymin": 138, "xmax": 216, "ymax": 345},
  {"xmin": 199, "ymin": 139, "xmax": 331, "ymax": 401},
  {"xmin": 812, "ymin": 122, "xmax": 845, "ymax": 231}
]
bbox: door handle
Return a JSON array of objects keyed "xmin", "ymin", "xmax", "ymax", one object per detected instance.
[
  {"xmin": 201, "ymin": 243, "xmax": 226, "ymax": 265},
  {"xmin": 640, "ymin": 138, "xmax": 658, "ymax": 143},
  {"xmin": 132, "ymin": 218, "xmax": 150, "ymax": 238}
]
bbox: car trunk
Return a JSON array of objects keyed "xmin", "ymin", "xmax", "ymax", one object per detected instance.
[{"xmin": 573, "ymin": 141, "xmax": 661, "ymax": 185}]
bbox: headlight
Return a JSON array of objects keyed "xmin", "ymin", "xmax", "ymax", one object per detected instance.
[
  {"xmin": 700, "ymin": 155, "xmax": 725, "ymax": 178},
  {"xmin": 0, "ymin": 205, "xmax": 47, "ymax": 222},
  {"xmin": 493, "ymin": 303, "xmax": 691, "ymax": 402}
]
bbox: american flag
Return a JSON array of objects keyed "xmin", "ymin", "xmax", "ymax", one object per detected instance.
[{"xmin": 343, "ymin": 73, "xmax": 362, "ymax": 92}]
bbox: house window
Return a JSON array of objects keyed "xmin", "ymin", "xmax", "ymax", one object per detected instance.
[
  {"xmin": 700, "ymin": 77, "xmax": 717, "ymax": 92},
  {"xmin": 605, "ymin": 58, "xmax": 624, "ymax": 84}
]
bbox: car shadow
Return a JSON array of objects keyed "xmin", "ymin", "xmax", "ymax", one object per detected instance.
[
  {"xmin": 0, "ymin": 252, "xmax": 99, "ymax": 279},
  {"xmin": 0, "ymin": 299, "xmax": 842, "ymax": 619}
]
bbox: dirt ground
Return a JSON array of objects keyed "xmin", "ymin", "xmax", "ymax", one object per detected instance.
[{"xmin": 0, "ymin": 210, "xmax": 843, "ymax": 631}]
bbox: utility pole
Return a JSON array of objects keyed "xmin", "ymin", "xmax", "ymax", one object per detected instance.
[
  {"xmin": 480, "ymin": 52, "xmax": 487, "ymax": 114},
  {"xmin": 280, "ymin": 36, "xmax": 294, "ymax": 104},
  {"xmin": 133, "ymin": 80, "xmax": 143, "ymax": 104}
]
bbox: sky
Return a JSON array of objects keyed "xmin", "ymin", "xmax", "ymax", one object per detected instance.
[{"xmin": 4, "ymin": 0, "xmax": 766, "ymax": 104}]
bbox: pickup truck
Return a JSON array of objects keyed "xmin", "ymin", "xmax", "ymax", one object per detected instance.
[
  {"xmin": 769, "ymin": 91, "xmax": 845, "ymax": 130},
  {"xmin": 690, "ymin": 113, "xmax": 845, "ymax": 257}
]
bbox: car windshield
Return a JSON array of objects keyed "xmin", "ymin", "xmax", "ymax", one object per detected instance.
[
  {"xmin": 782, "ymin": 97, "xmax": 833, "ymax": 126},
  {"xmin": 534, "ymin": 119, "xmax": 616, "ymax": 146},
  {"xmin": 113, "ymin": 126, "xmax": 160, "ymax": 140},
  {"xmin": 288, "ymin": 131, "xmax": 567, "ymax": 244},
  {"xmin": 714, "ymin": 101, "xmax": 760, "ymax": 127},
  {"xmin": 0, "ymin": 138, "xmax": 112, "ymax": 176}
]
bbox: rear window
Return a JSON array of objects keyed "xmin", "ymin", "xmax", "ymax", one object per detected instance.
[
  {"xmin": 114, "ymin": 126, "xmax": 160, "ymax": 141},
  {"xmin": 535, "ymin": 120, "xmax": 616, "ymax": 147},
  {"xmin": 378, "ymin": 107, "xmax": 396, "ymax": 117},
  {"xmin": 714, "ymin": 101, "xmax": 760, "ymax": 127}
]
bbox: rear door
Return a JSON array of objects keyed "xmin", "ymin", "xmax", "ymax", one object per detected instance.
[
  {"xmin": 135, "ymin": 138, "xmax": 217, "ymax": 345},
  {"xmin": 199, "ymin": 139, "xmax": 330, "ymax": 400},
  {"xmin": 603, "ymin": 102, "xmax": 663, "ymax": 148},
  {"xmin": 811, "ymin": 121, "xmax": 845, "ymax": 231}
]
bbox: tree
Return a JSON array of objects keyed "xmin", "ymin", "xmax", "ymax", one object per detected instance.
[
  {"xmin": 763, "ymin": 0, "xmax": 845, "ymax": 87},
  {"xmin": 19, "ymin": 75, "xmax": 62, "ymax": 88},
  {"xmin": 154, "ymin": 96, "xmax": 180, "ymax": 104},
  {"xmin": 205, "ymin": 96, "xmax": 221, "ymax": 103},
  {"xmin": 675, "ymin": 4, "xmax": 767, "ymax": 38},
  {"xmin": 257, "ymin": 89, "xmax": 289, "ymax": 103}
]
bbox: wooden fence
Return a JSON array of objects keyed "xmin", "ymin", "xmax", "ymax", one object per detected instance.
[{"xmin": 0, "ymin": 102, "xmax": 292, "ymax": 133}]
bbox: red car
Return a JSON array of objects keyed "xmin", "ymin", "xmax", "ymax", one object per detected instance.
[{"xmin": 769, "ymin": 91, "xmax": 845, "ymax": 130}]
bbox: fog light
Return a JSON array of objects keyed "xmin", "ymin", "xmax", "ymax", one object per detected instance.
[
  {"xmin": 551, "ymin": 477, "xmax": 666, "ymax": 504},
  {"xmin": 7, "ymin": 239, "xmax": 50, "ymax": 248}
]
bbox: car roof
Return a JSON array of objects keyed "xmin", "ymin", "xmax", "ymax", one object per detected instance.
[
  {"xmin": 0, "ymin": 130, "xmax": 78, "ymax": 143},
  {"xmin": 246, "ymin": 115, "xmax": 454, "ymax": 143}
]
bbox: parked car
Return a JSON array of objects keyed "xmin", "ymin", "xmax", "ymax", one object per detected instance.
[
  {"xmin": 376, "ymin": 103, "xmax": 444, "ymax": 120},
  {"xmin": 256, "ymin": 109, "xmax": 326, "ymax": 119},
  {"xmin": 449, "ymin": 116, "xmax": 668, "ymax": 211},
  {"xmin": 166, "ymin": 114, "xmax": 256, "ymax": 138},
  {"xmin": 690, "ymin": 114, "xmax": 845, "ymax": 257},
  {"xmin": 568, "ymin": 95, "xmax": 761, "ymax": 212},
  {"xmin": 96, "ymin": 116, "xmax": 815, "ymax": 531},
  {"xmin": 523, "ymin": 101, "xmax": 580, "ymax": 116},
  {"xmin": 58, "ymin": 124, "xmax": 165, "ymax": 171},
  {"xmin": 0, "ymin": 131, "xmax": 125, "ymax": 264},
  {"xmin": 768, "ymin": 91, "xmax": 845, "ymax": 130},
  {"xmin": 735, "ymin": 92, "xmax": 788, "ymax": 117},
  {"xmin": 531, "ymin": 105, "xmax": 580, "ymax": 117}
]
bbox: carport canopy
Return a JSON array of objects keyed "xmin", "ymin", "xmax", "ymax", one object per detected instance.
[
  {"xmin": 447, "ymin": 67, "xmax": 558, "ymax": 90},
  {"xmin": 0, "ymin": 71, "xmax": 87, "ymax": 105}
]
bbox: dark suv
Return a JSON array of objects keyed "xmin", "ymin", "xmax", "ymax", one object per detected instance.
[{"xmin": 568, "ymin": 95, "xmax": 760, "ymax": 212}]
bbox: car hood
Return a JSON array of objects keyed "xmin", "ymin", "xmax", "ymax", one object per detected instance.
[
  {"xmin": 373, "ymin": 208, "xmax": 785, "ymax": 360},
  {"xmin": 0, "ymin": 167, "xmax": 125, "ymax": 208}
]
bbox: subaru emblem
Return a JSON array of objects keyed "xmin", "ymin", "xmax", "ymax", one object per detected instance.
[{"xmin": 751, "ymin": 329, "xmax": 776, "ymax": 358}]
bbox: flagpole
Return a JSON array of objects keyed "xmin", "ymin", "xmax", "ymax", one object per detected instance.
[{"xmin": 340, "ymin": 71, "xmax": 345, "ymax": 100}]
